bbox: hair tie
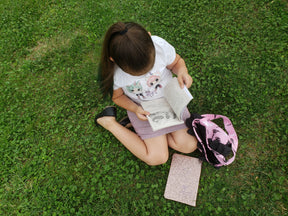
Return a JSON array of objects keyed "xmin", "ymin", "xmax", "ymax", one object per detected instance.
[{"xmin": 119, "ymin": 28, "xmax": 128, "ymax": 35}]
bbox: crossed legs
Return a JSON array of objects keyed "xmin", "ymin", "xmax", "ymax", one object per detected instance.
[{"xmin": 96, "ymin": 116, "xmax": 197, "ymax": 166}]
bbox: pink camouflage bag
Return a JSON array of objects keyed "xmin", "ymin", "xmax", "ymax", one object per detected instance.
[{"xmin": 186, "ymin": 114, "xmax": 239, "ymax": 168}]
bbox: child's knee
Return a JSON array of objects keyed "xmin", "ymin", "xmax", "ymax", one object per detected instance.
[
  {"xmin": 146, "ymin": 153, "xmax": 169, "ymax": 166},
  {"xmin": 183, "ymin": 142, "xmax": 197, "ymax": 153},
  {"xmin": 184, "ymin": 137, "xmax": 198, "ymax": 153}
]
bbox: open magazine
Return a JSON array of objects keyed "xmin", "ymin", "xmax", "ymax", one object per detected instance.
[{"xmin": 141, "ymin": 77, "xmax": 193, "ymax": 131}]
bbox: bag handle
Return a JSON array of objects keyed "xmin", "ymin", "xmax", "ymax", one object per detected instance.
[{"xmin": 201, "ymin": 114, "xmax": 238, "ymax": 167}]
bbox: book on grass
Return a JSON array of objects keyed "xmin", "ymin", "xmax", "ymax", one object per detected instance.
[
  {"xmin": 141, "ymin": 77, "xmax": 193, "ymax": 131},
  {"xmin": 164, "ymin": 153, "xmax": 202, "ymax": 207}
]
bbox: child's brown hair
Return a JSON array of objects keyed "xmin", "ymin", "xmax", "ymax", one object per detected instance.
[{"xmin": 99, "ymin": 22, "xmax": 155, "ymax": 94}]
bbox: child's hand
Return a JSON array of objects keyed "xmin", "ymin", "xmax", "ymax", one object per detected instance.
[
  {"xmin": 177, "ymin": 71, "xmax": 193, "ymax": 89},
  {"xmin": 136, "ymin": 106, "xmax": 150, "ymax": 121}
]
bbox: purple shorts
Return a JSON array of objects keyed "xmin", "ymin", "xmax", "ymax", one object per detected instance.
[{"xmin": 127, "ymin": 108, "xmax": 190, "ymax": 140}]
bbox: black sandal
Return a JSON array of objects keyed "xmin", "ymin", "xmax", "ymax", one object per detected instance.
[
  {"xmin": 119, "ymin": 116, "xmax": 132, "ymax": 128},
  {"xmin": 94, "ymin": 106, "xmax": 117, "ymax": 127}
]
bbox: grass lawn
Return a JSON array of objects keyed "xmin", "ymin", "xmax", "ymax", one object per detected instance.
[{"xmin": 0, "ymin": 0, "xmax": 287, "ymax": 215}]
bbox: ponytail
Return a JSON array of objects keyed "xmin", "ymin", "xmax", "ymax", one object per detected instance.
[
  {"xmin": 99, "ymin": 22, "xmax": 126, "ymax": 96},
  {"xmin": 98, "ymin": 22, "xmax": 155, "ymax": 96}
]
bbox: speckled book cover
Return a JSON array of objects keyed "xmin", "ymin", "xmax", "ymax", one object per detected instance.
[{"xmin": 164, "ymin": 153, "xmax": 202, "ymax": 206}]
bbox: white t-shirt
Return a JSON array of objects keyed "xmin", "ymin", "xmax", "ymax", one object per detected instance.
[{"xmin": 113, "ymin": 36, "xmax": 176, "ymax": 104}]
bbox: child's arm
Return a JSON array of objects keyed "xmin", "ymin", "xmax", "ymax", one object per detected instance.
[
  {"xmin": 166, "ymin": 54, "xmax": 193, "ymax": 89},
  {"xmin": 112, "ymin": 88, "xmax": 150, "ymax": 121}
]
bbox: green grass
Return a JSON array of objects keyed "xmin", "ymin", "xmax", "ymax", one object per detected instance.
[{"xmin": 0, "ymin": 0, "xmax": 287, "ymax": 215}]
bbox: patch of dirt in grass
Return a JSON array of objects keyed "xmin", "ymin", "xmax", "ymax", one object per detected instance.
[{"xmin": 26, "ymin": 31, "xmax": 86, "ymax": 61}]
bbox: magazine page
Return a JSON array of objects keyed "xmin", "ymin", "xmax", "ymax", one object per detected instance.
[
  {"xmin": 141, "ymin": 98, "xmax": 184, "ymax": 131},
  {"xmin": 164, "ymin": 77, "xmax": 193, "ymax": 119}
]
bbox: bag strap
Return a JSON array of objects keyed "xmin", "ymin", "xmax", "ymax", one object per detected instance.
[{"xmin": 201, "ymin": 114, "xmax": 238, "ymax": 167}]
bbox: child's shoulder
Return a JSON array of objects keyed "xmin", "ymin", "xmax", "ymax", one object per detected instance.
[
  {"xmin": 151, "ymin": 35, "xmax": 174, "ymax": 50},
  {"xmin": 151, "ymin": 35, "xmax": 167, "ymax": 44},
  {"xmin": 151, "ymin": 36, "xmax": 175, "ymax": 62}
]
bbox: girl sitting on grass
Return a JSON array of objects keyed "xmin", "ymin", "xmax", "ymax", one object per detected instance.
[{"xmin": 95, "ymin": 22, "xmax": 197, "ymax": 165}]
